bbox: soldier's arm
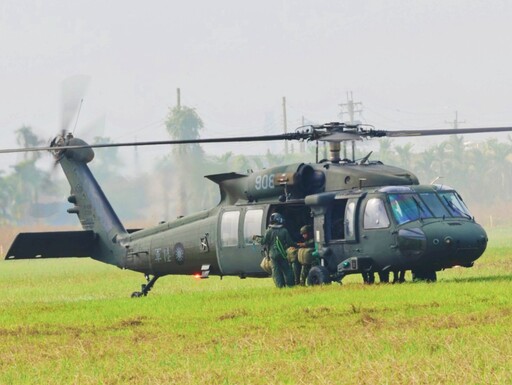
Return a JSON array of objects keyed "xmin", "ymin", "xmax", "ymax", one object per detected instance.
[
  {"xmin": 285, "ymin": 230, "xmax": 297, "ymax": 248},
  {"xmin": 262, "ymin": 229, "xmax": 271, "ymax": 247}
]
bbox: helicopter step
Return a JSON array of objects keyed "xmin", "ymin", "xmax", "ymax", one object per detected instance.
[{"xmin": 131, "ymin": 274, "xmax": 160, "ymax": 298}]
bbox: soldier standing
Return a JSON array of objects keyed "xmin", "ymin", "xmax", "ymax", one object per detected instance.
[
  {"xmin": 297, "ymin": 225, "xmax": 317, "ymax": 285},
  {"xmin": 262, "ymin": 213, "xmax": 296, "ymax": 288}
]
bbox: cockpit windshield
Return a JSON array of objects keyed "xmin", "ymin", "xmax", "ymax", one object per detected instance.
[
  {"xmin": 388, "ymin": 193, "xmax": 432, "ymax": 225},
  {"xmin": 438, "ymin": 191, "xmax": 472, "ymax": 218},
  {"xmin": 419, "ymin": 192, "xmax": 451, "ymax": 217},
  {"xmin": 388, "ymin": 191, "xmax": 472, "ymax": 225}
]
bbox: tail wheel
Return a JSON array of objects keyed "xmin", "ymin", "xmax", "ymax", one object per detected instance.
[{"xmin": 307, "ymin": 266, "xmax": 331, "ymax": 286}]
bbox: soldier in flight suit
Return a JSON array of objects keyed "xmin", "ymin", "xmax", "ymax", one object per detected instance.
[
  {"xmin": 297, "ymin": 225, "xmax": 317, "ymax": 285},
  {"xmin": 262, "ymin": 213, "xmax": 296, "ymax": 288}
]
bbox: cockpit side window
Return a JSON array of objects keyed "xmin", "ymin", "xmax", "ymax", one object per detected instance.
[{"xmin": 363, "ymin": 198, "xmax": 390, "ymax": 229}]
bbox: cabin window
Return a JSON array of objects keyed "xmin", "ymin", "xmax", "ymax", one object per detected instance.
[
  {"xmin": 244, "ymin": 209, "xmax": 264, "ymax": 245},
  {"xmin": 327, "ymin": 198, "xmax": 358, "ymax": 242},
  {"xmin": 330, "ymin": 200, "xmax": 347, "ymax": 240},
  {"xmin": 220, "ymin": 211, "xmax": 240, "ymax": 247},
  {"xmin": 345, "ymin": 201, "xmax": 356, "ymax": 238},
  {"xmin": 363, "ymin": 198, "xmax": 390, "ymax": 229}
]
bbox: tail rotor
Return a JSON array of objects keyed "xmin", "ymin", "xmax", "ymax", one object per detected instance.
[{"xmin": 50, "ymin": 75, "xmax": 90, "ymax": 164}]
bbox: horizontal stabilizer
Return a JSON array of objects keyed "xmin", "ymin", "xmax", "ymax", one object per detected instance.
[
  {"xmin": 5, "ymin": 230, "xmax": 96, "ymax": 260},
  {"xmin": 205, "ymin": 172, "xmax": 246, "ymax": 184}
]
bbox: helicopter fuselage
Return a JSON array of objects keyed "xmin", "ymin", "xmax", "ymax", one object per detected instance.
[
  {"xmin": 5, "ymin": 141, "xmax": 488, "ymax": 291},
  {"xmin": 118, "ymin": 163, "xmax": 487, "ymax": 282}
]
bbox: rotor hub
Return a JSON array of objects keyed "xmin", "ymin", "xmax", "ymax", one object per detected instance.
[{"xmin": 50, "ymin": 133, "xmax": 94, "ymax": 163}]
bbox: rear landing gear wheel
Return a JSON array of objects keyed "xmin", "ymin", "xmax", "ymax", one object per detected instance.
[{"xmin": 130, "ymin": 275, "xmax": 160, "ymax": 298}]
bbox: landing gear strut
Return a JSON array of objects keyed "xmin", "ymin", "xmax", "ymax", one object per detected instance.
[{"xmin": 131, "ymin": 274, "xmax": 160, "ymax": 298}]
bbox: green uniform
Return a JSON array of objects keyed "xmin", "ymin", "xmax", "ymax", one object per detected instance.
[
  {"xmin": 291, "ymin": 257, "xmax": 301, "ymax": 286},
  {"xmin": 299, "ymin": 238, "xmax": 317, "ymax": 285},
  {"xmin": 262, "ymin": 226, "xmax": 296, "ymax": 288}
]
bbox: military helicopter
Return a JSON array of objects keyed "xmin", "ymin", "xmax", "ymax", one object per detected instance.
[{"xmin": 3, "ymin": 115, "xmax": 512, "ymax": 296}]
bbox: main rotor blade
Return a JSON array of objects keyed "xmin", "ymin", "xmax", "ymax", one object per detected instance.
[
  {"xmin": 0, "ymin": 132, "xmax": 309, "ymax": 155},
  {"xmin": 377, "ymin": 126, "xmax": 512, "ymax": 138},
  {"xmin": 2, "ymin": 124, "xmax": 512, "ymax": 155}
]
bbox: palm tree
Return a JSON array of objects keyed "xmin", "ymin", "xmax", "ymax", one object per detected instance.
[
  {"xmin": 432, "ymin": 142, "xmax": 449, "ymax": 178},
  {"xmin": 483, "ymin": 139, "xmax": 512, "ymax": 201},
  {"xmin": 414, "ymin": 148, "xmax": 437, "ymax": 184},
  {"xmin": 9, "ymin": 125, "xmax": 65, "ymax": 224},
  {"xmin": 0, "ymin": 172, "xmax": 14, "ymax": 224},
  {"xmin": 232, "ymin": 154, "xmax": 252, "ymax": 174},
  {"xmin": 91, "ymin": 136, "xmax": 123, "ymax": 181},
  {"xmin": 377, "ymin": 138, "xmax": 395, "ymax": 164},
  {"xmin": 443, "ymin": 135, "xmax": 466, "ymax": 189},
  {"xmin": 464, "ymin": 144, "xmax": 487, "ymax": 203},
  {"xmin": 265, "ymin": 149, "xmax": 285, "ymax": 167},
  {"xmin": 15, "ymin": 125, "xmax": 43, "ymax": 160},
  {"xmin": 165, "ymin": 104, "xmax": 204, "ymax": 216},
  {"xmin": 394, "ymin": 143, "xmax": 414, "ymax": 166},
  {"xmin": 9, "ymin": 159, "xmax": 50, "ymax": 223}
]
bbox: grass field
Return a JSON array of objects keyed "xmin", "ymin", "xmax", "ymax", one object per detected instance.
[{"xmin": 0, "ymin": 228, "xmax": 511, "ymax": 384}]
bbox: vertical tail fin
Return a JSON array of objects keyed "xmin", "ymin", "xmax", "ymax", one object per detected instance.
[{"xmin": 56, "ymin": 136, "xmax": 127, "ymax": 266}]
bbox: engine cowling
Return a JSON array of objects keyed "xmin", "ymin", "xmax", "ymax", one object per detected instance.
[{"xmin": 244, "ymin": 163, "xmax": 326, "ymax": 201}]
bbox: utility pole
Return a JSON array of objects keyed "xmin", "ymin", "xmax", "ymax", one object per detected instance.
[
  {"xmin": 339, "ymin": 91, "xmax": 363, "ymax": 160},
  {"xmin": 446, "ymin": 110, "xmax": 465, "ymax": 129},
  {"xmin": 177, "ymin": 88, "xmax": 181, "ymax": 110},
  {"xmin": 340, "ymin": 91, "xmax": 363, "ymax": 123},
  {"xmin": 282, "ymin": 97, "xmax": 288, "ymax": 155}
]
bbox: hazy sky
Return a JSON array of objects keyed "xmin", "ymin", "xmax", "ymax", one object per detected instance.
[{"xmin": 2, "ymin": 0, "xmax": 512, "ymax": 171}]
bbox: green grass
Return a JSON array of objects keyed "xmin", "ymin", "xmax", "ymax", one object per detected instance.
[{"xmin": 0, "ymin": 228, "xmax": 511, "ymax": 384}]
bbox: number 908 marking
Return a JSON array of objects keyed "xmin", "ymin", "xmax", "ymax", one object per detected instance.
[{"xmin": 254, "ymin": 174, "xmax": 275, "ymax": 190}]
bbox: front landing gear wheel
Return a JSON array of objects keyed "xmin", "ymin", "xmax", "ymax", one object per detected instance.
[{"xmin": 307, "ymin": 266, "xmax": 331, "ymax": 286}]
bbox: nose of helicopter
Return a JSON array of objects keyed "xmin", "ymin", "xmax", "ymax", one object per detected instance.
[{"xmin": 419, "ymin": 220, "xmax": 488, "ymax": 268}]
